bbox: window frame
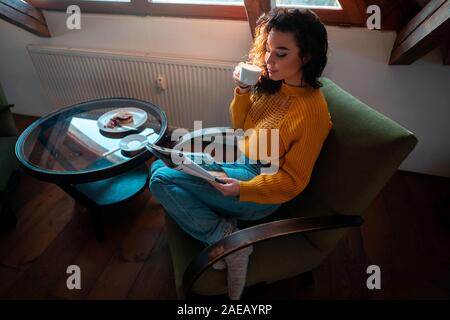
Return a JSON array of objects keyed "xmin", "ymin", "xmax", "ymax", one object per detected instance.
[
  {"xmin": 26, "ymin": 0, "xmax": 247, "ymax": 20},
  {"xmin": 26, "ymin": 0, "xmax": 364, "ymax": 25}
]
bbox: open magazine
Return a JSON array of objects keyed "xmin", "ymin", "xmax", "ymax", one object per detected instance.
[{"xmin": 145, "ymin": 143, "xmax": 227, "ymax": 184}]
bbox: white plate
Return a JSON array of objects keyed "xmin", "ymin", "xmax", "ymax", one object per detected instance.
[{"xmin": 97, "ymin": 107, "xmax": 148, "ymax": 133}]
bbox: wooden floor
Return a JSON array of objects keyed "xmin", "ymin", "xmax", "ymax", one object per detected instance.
[{"xmin": 1, "ymin": 115, "xmax": 449, "ymax": 300}]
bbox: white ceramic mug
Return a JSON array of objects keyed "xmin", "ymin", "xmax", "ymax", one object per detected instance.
[{"xmin": 239, "ymin": 63, "xmax": 262, "ymax": 86}]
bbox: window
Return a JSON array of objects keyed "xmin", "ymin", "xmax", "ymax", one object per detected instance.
[
  {"xmin": 276, "ymin": 0, "xmax": 341, "ymax": 9},
  {"xmin": 81, "ymin": 0, "xmax": 130, "ymax": 2},
  {"xmin": 27, "ymin": 1, "xmax": 138, "ymax": 15},
  {"xmin": 152, "ymin": 0, "xmax": 243, "ymax": 4},
  {"xmin": 26, "ymin": 0, "xmax": 246, "ymax": 19},
  {"xmin": 275, "ymin": 0, "xmax": 363, "ymax": 26},
  {"xmin": 26, "ymin": 0, "xmax": 362, "ymax": 25}
]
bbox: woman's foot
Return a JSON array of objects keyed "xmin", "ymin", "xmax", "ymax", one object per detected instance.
[
  {"xmin": 212, "ymin": 259, "xmax": 227, "ymax": 270},
  {"xmin": 224, "ymin": 245, "xmax": 253, "ymax": 300}
]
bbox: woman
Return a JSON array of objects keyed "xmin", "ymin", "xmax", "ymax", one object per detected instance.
[{"xmin": 149, "ymin": 7, "xmax": 332, "ymax": 300}]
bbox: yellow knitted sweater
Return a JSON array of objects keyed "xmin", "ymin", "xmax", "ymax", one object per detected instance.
[{"xmin": 229, "ymin": 82, "xmax": 332, "ymax": 204}]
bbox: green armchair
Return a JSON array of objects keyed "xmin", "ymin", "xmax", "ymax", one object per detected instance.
[
  {"xmin": 163, "ymin": 77, "xmax": 418, "ymax": 298},
  {"xmin": 0, "ymin": 82, "xmax": 19, "ymax": 231}
]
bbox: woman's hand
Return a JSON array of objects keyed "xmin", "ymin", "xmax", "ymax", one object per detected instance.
[
  {"xmin": 233, "ymin": 63, "xmax": 251, "ymax": 94},
  {"xmin": 208, "ymin": 171, "xmax": 240, "ymax": 197},
  {"xmin": 208, "ymin": 177, "xmax": 240, "ymax": 197}
]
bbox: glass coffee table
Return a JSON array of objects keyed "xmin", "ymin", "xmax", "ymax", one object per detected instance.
[{"xmin": 15, "ymin": 98, "xmax": 168, "ymax": 240}]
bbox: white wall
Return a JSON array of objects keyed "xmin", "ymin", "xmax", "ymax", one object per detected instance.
[{"xmin": 0, "ymin": 11, "xmax": 449, "ymax": 177}]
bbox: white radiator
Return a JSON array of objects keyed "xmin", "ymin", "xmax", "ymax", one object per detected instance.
[{"xmin": 27, "ymin": 45, "xmax": 238, "ymax": 129}]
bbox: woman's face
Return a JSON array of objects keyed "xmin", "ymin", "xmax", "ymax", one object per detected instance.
[{"xmin": 264, "ymin": 29, "xmax": 303, "ymax": 86}]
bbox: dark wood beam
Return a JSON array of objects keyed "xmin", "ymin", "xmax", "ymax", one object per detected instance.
[
  {"xmin": 243, "ymin": 0, "xmax": 274, "ymax": 39},
  {"xmin": 383, "ymin": 0, "xmax": 422, "ymax": 31},
  {"xmin": 3, "ymin": 0, "xmax": 46, "ymax": 23},
  {"xmin": 0, "ymin": 0, "xmax": 50, "ymax": 37},
  {"xmin": 393, "ymin": 0, "xmax": 447, "ymax": 47},
  {"xmin": 389, "ymin": 0, "xmax": 450, "ymax": 65}
]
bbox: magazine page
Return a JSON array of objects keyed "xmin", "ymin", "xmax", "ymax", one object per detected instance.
[{"xmin": 146, "ymin": 144, "xmax": 226, "ymax": 184}]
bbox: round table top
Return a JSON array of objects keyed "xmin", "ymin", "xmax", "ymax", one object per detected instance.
[{"xmin": 15, "ymin": 98, "xmax": 167, "ymax": 184}]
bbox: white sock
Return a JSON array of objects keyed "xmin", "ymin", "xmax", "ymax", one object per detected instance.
[
  {"xmin": 212, "ymin": 218, "xmax": 237, "ymax": 271},
  {"xmin": 224, "ymin": 245, "xmax": 253, "ymax": 300},
  {"xmin": 212, "ymin": 259, "xmax": 227, "ymax": 270}
]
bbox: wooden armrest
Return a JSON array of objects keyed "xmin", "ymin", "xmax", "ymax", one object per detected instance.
[{"xmin": 182, "ymin": 213, "xmax": 363, "ymax": 297}]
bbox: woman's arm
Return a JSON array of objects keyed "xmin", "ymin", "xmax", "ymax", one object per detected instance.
[
  {"xmin": 229, "ymin": 64, "xmax": 253, "ymax": 129},
  {"xmin": 239, "ymin": 106, "xmax": 332, "ymax": 204},
  {"xmin": 229, "ymin": 87, "xmax": 252, "ymax": 129}
]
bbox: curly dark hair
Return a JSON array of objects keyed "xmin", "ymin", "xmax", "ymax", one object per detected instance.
[{"xmin": 249, "ymin": 8, "xmax": 328, "ymax": 94}]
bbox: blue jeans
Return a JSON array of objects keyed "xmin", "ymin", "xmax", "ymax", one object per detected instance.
[{"xmin": 149, "ymin": 155, "xmax": 281, "ymax": 245}]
